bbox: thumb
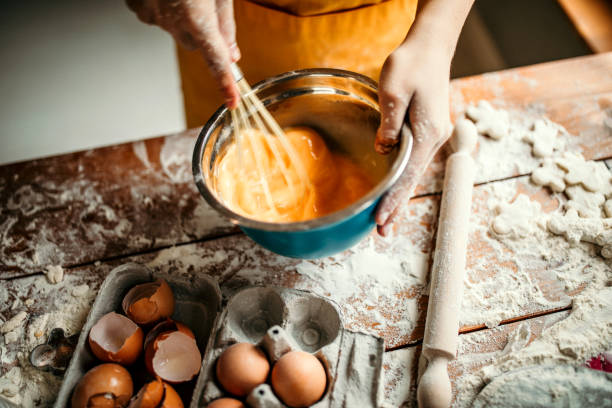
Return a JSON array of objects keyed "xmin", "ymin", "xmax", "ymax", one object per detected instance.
[{"xmin": 375, "ymin": 87, "xmax": 410, "ymax": 155}]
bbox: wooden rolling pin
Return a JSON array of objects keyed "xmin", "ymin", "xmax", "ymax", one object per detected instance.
[{"xmin": 417, "ymin": 118, "xmax": 477, "ymax": 408}]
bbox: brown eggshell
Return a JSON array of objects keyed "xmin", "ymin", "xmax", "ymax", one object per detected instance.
[
  {"xmin": 71, "ymin": 363, "xmax": 133, "ymax": 408},
  {"xmin": 271, "ymin": 351, "xmax": 327, "ymax": 407},
  {"xmin": 89, "ymin": 312, "xmax": 144, "ymax": 365},
  {"xmin": 123, "ymin": 279, "xmax": 175, "ymax": 325},
  {"xmin": 160, "ymin": 382, "xmax": 184, "ymax": 408},
  {"xmin": 144, "ymin": 319, "xmax": 194, "ymax": 351},
  {"xmin": 207, "ymin": 398, "xmax": 245, "ymax": 408},
  {"xmin": 127, "ymin": 378, "xmax": 164, "ymax": 408},
  {"xmin": 144, "ymin": 320, "xmax": 195, "ymax": 375},
  {"xmin": 144, "ymin": 320, "xmax": 201, "ymax": 383},
  {"xmin": 216, "ymin": 343, "xmax": 270, "ymax": 397}
]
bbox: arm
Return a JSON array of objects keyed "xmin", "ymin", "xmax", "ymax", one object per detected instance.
[
  {"xmin": 375, "ymin": 0, "xmax": 475, "ymax": 236},
  {"xmin": 126, "ymin": 0, "xmax": 241, "ymax": 108}
]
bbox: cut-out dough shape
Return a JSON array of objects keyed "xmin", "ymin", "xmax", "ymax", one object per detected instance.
[
  {"xmin": 522, "ymin": 119, "xmax": 561, "ymax": 157},
  {"xmin": 548, "ymin": 212, "xmax": 612, "ymax": 258},
  {"xmin": 564, "ymin": 185, "xmax": 605, "ymax": 218},
  {"xmin": 531, "ymin": 158, "xmax": 566, "ymax": 192},
  {"xmin": 555, "ymin": 152, "xmax": 612, "ymax": 194},
  {"xmin": 492, "ymin": 194, "xmax": 543, "ymax": 237},
  {"xmin": 465, "ymin": 100, "xmax": 510, "ymax": 140}
]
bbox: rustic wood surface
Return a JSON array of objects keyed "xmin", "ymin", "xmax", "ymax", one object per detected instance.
[{"xmin": 1, "ymin": 52, "xmax": 612, "ymax": 406}]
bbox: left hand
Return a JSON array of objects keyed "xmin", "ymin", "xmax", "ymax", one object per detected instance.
[{"xmin": 374, "ymin": 38, "xmax": 453, "ymax": 236}]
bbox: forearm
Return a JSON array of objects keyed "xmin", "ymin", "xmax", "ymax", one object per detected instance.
[{"xmin": 406, "ymin": 0, "xmax": 475, "ymax": 59}]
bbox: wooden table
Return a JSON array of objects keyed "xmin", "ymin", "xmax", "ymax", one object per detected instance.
[{"xmin": 1, "ymin": 52, "xmax": 611, "ymax": 406}]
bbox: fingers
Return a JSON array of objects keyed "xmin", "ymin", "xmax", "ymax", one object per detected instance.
[
  {"xmin": 375, "ymin": 56, "xmax": 411, "ymax": 155},
  {"xmin": 182, "ymin": 1, "xmax": 240, "ymax": 108},
  {"xmin": 375, "ymin": 153, "xmax": 421, "ymax": 236},
  {"xmin": 375, "ymin": 94, "xmax": 451, "ymax": 236},
  {"xmin": 151, "ymin": 0, "xmax": 240, "ymax": 108},
  {"xmin": 216, "ymin": 0, "xmax": 240, "ymax": 62}
]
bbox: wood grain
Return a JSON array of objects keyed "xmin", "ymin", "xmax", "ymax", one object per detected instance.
[
  {"xmin": 0, "ymin": 131, "xmax": 238, "ymax": 279},
  {"xmin": 1, "ymin": 53, "xmax": 611, "ymax": 279}
]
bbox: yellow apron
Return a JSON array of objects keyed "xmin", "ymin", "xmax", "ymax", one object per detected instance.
[{"xmin": 177, "ymin": 0, "xmax": 418, "ymax": 128}]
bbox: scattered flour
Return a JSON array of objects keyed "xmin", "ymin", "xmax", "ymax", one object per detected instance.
[
  {"xmin": 1, "ymin": 311, "xmax": 27, "ymax": 334},
  {"xmin": 382, "ymin": 348, "xmax": 417, "ymax": 408},
  {"xmin": 160, "ymin": 132, "xmax": 197, "ymax": 183},
  {"xmin": 132, "ymin": 140, "xmax": 152, "ymax": 168},
  {"xmin": 451, "ymin": 101, "xmax": 612, "ymax": 407},
  {"xmin": 0, "ymin": 273, "xmax": 97, "ymax": 406}
]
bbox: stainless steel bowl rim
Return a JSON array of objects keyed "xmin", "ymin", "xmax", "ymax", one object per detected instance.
[{"xmin": 192, "ymin": 68, "xmax": 413, "ymax": 232}]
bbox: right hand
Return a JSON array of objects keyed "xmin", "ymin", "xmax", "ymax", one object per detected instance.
[{"xmin": 126, "ymin": 0, "xmax": 241, "ymax": 108}]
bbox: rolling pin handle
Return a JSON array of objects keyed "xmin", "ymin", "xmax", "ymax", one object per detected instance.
[
  {"xmin": 417, "ymin": 355, "xmax": 452, "ymax": 408},
  {"xmin": 450, "ymin": 118, "xmax": 478, "ymax": 154}
]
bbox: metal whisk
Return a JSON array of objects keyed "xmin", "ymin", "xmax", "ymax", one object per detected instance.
[{"xmin": 228, "ymin": 63, "xmax": 311, "ymax": 214}]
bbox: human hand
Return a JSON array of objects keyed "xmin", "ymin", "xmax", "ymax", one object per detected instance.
[
  {"xmin": 374, "ymin": 39, "xmax": 453, "ymax": 236},
  {"xmin": 126, "ymin": 0, "xmax": 240, "ymax": 107},
  {"xmin": 373, "ymin": 0, "xmax": 474, "ymax": 237}
]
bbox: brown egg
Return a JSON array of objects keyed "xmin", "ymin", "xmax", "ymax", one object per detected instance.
[
  {"xmin": 123, "ymin": 279, "xmax": 175, "ymax": 325},
  {"xmin": 71, "ymin": 363, "xmax": 133, "ymax": 408},
  {"xmin": 216, "ymin": 343, "xmax": 270, "ymax": 397},
  {"xmin": 271, "ymin": 351, "xmax": 327, "ymax": 407},
  {"xmin": 207, "ymin": 398, "xmax": 245, "ymax": 408},
  {"xmin": 144, "ymin": 320, "xmax": 201, "ymax": 383},
  {"xmin": 88, "ymin": 312, "xmax": 143, "ymax": 365}
]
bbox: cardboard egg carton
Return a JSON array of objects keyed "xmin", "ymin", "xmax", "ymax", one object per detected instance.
[
  {"xmin": 51, "ymin": 264, "xmax": 384, "ymax": 407},
  {"xmin": 53, "ymin": 263, "xmax": 222, "ymax": 407},
  {"xmin": 192, "ymin": 287, "xmax": 385, "ymax": 407}
]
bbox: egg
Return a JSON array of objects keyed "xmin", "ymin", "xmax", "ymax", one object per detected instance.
[
  {"xmin": 271, "ymin": 351, "xmax": 327, "ymax": 407},
  {"xmin": 129, "ymin": 379, "xmax": 184, "ymax": 408},
  {"xmin": 88, "ymin": 312, "xmax": 143, "ymax": 365},
  {"xmin": 144, "ymin": 319, "xmax": 201, "ymax": 383},
  {"xmin": 207, "ymin": 398, "xmax": 245, "ymax": 408},
  {"xmin": 216, "ymin": 343, "xmax": 270, "ymax": 397},
  {"xmin": 71, "ymin": 363, "xmax": 133, "ymax": 408},
  {"xmin": 123, "ymin": 279, "xmax": 175, "ymax": 325}
]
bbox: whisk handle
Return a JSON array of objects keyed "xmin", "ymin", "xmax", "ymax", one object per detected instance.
[{"xmin": 230, "ymin": 63, "xmax": 244, "ymax": 82}]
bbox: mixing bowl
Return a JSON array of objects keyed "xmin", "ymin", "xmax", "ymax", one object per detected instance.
[{"xmin": 192, "ymin": 68, "xmax": 412, "ymax": 259}]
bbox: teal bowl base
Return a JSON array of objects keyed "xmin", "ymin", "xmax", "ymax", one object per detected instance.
[{"xmin": 240, "ymin": 199, "xmax": 379, "ymax": 259}]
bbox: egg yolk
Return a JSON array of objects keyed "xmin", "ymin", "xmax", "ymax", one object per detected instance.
[{"xmin": 214, "ymin": 127, "xmax": 374, "ymax": 223}]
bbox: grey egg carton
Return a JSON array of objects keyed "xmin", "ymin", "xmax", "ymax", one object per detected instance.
[
  {"xmin": 53, "ymin": 263, "xmax": 222, "ymax": 407},
  {"xmin": 192, "ymin": 287, "xmax": 385, "ymax": 407}
]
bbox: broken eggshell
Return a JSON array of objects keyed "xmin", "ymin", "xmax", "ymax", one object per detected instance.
[
  {"xmin": 128, "ymin": 378, "xmax": 164, "ymax": 408},
  {"xmin": 88, "ymin": 312, "xmax": 144, "ymax": 365},
  {"xmin": 123, "ymin": 279, "xmax": 175, "ymax": 325},
  {"xmin": 144, "ymin": 319, "xmax": 201, "ymax": 383},
  {"xmin": 71, "ymin": 363, "xmax": 133, "ymax": 408},
  {"xmin": 128, "ymin": 378, "xmax": 184, "ymax": 408}
]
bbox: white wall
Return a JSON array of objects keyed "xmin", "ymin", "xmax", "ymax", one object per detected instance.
[{"xmin": 0, "ymin": 1, "xmax": 185, "ymax": 165}]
